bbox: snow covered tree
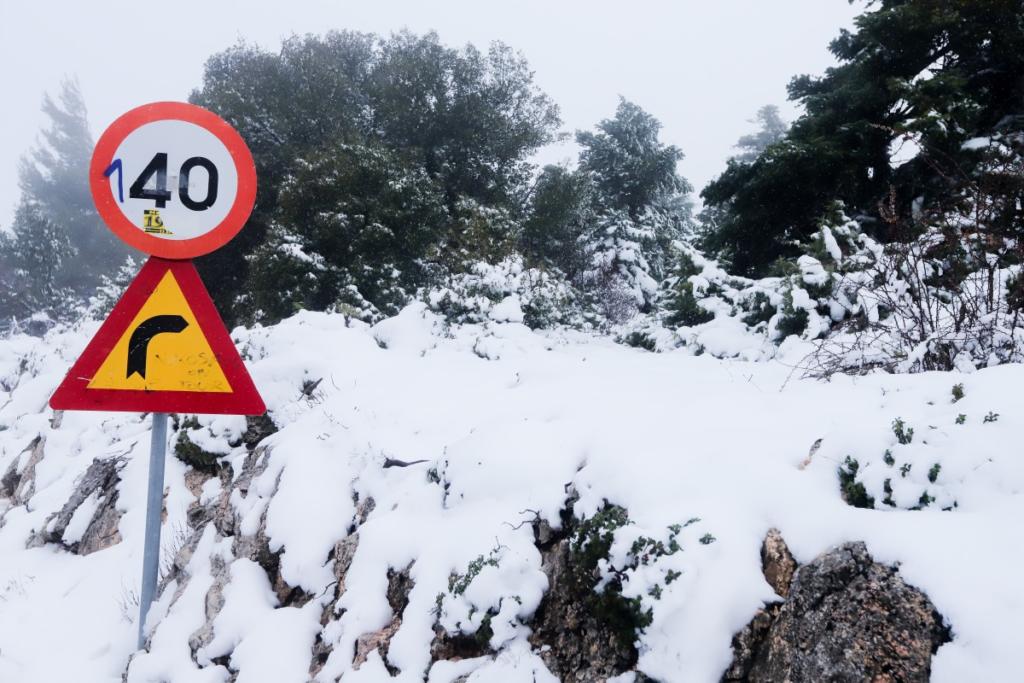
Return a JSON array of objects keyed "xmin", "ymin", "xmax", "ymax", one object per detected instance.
[
  {"xmin": 0, "ymin": 201, "xmax": 75, "ymax": 322},
  {"xmin": 574, "ymin": 100, "xmax": 692, "ymax": 320}
]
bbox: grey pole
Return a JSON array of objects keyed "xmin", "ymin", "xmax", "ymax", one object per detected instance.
[{"xmin": 138, "ymin": 412, "xmax": 168, "ymax": 649}]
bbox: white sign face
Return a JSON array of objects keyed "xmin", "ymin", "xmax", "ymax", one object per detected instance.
[
  {"xmin": 90, "ymin": 102, "xmax": 257, "ymax": 259},
  {"xmin": 106, "ymin": 120, "xmax": 239, "ymax": 241}
]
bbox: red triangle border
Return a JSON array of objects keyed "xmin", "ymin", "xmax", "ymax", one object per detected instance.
[{"xmin": 50, "ymin": 257, "xmax": 266, "ymax": 415}]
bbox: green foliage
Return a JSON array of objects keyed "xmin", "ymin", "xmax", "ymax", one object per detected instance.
[
  {"xmin": 741, "ymin": 291, "xmax": 776, "ymax": 328},
  {"xmin": 662, "ymin": 280, "xmax": 714, "ymax": 328},
  {"xmin": 882, "ymin": 478, "xmax": 895, "ymax": 507},
  {"xmin": 956, "ymin": 414, "xmax": 967, "ymax": 425},
  {"xmin": 892, "ymin": 418, "xmax": 914, "ymax": 445},
  {"xmin": 984, "ymin": 411, "xmax": 1000, "ymax": 424},
  {"xmin": 190, "ymin": 31, "xmax": 560, "ymax": 325},
  {"xmin": 621, "ymin": 331, "xmax": 657, "ymax": 351},
  {"xmin": 246, "ymin": 143, "xmax": 446, "ymax": 322},
  {"xmin": 0, "ymin": 202, "xmax": 75, "ymax": 321},
  {"xmin": 566, "ymin": 505, "xmax": 703, "ymax": 647},
  {"xmin": 775, "ymin": 303, "xmax": 809, "ymax": 339},
  {"xmin": 173, "ymin": 417, "xmax": 222, "ymax": 473},
  {"xmin": 577, "ymin": 99, "xmax": 689, "ymax": 218},
  {"xmin": 449, "ymin": 551, "xmax": 501, "ymax": 597},
  {"xmin": 838, "ymin": 456, "xmax": 875, "ymax": 509},
  {"xmin": 570, "ymin": 100, "xmax": 693, "ymax": 319},
  {"xmin": 733, "ymin": 105, "xmax": 788, "ymax": 164},
  {"xmin": 0, "ymin": 79, "xmax": 129, "ymax": 321},
  {"xmin": 521, "ymin": 165, "xmax": 591, "ymax": 275},
  {"xmin": 928, "ymin": 463, "xmax": 941, "ymax": 484},
  {"xmin": 701, "ymin": 0, "xmax": 1024, "ymax": 275},
  {"xmin": 951, "ymin": 383, "xmax": 965, "ymax": 403}
]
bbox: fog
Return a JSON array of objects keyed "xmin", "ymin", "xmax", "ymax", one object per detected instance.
[{"xmin": 0, "ymin": 0, "xmax": 860, "ymax": 230}]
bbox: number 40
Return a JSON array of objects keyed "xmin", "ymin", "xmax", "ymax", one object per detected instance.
[{"xmin": 107, "ymin": 153, "xmax": 219, "ymax": 211}]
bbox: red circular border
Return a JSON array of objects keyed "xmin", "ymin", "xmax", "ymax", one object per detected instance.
[{"xmin": 90, "ymin": 102, "xmax": 257, "ymax": 259}]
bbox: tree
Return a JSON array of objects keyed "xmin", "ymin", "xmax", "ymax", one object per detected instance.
[
  {"xmin": 245, "ymin": 143, "xmax": 447, "ymax": 322},
  {"xmin": 574, "ymin": 100, "xmax": 693, "ymax": 320},
  {"xmin": 370, "ymin": 33, "xmax": 560, "ymax": 211},
  {"xmin": 701, "ymin": 0, "xmax": 1024, "ymax": 276},
  {"xmin": 17, "ymin": 78, "xmax": 129, "ymax": 297},
  {"xmin": 521, "ymin": 165, "xmax": 592, "ymax": 276},
  {"xmin": 190, "ymin": 31, "xmax": 560, "ymax": 324},
  {"xmin": 733, "ymin": 105, "xmax": 788, "ymax": 164},
  {"xmin": 577, "ymin": 99, "xmax": 687, "ymax": 218},
  {"xmin": 0, "ymin": 200, "xmax": 74, "ymax": 321}
]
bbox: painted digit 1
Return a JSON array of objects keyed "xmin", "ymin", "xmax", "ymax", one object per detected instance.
[{"xmin": 104, "ymin": 158, "xmax": 124, "ymax": 203}]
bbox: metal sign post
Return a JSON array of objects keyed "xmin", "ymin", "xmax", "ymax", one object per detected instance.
[{"xmin": 138, "ymin": 412, "xmax": 168, "ymax": 648}]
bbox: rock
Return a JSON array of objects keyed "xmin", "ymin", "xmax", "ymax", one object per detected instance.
[
  {"xmin": 242, "ymin": 413, "xmax": 278, "ymax": 451},
  {"xmin": 723, "ymin": 606, "xmax": 780, "ymax": 682},
  {"xmin": 77, "ymin": 482, "xmax": 124, "ymax": 555},
  {"xmin": 2, "ymin": 435, "xmax": 46, "ymax": 505},
  {"xmin": 527, "ymin": 502, "xmax": 640, "ymax": 683},
  {"xmin": 529, "ymin": 533, "xmax": 637, "ymax": 682},
  {"xmin": 352, "ymin": 563, "xmax": 414, "ymax": 674},
  {"xmin": 725, "ymin": 535, "xmax": 951, "ymax": 682},
  {"xmin": 189, "ymin": 553, "xmax": 231, "ymax": 655},
  {"xmin": 33, "ymin": 455, "xmax": 125, "ymax": 554},
  {"xmin": 761, "ymin": 528, "xmax": 796, "ymax": 598}
]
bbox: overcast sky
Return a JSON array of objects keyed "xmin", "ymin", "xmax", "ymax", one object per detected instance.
[{"xmin": 0, "ymin": 0, "xmax": 861, "ymax": 230}]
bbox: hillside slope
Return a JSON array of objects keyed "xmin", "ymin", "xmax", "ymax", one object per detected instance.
[{"xmin": 1, "ymin": 305, "xmax": 1022, "ymax": 682}]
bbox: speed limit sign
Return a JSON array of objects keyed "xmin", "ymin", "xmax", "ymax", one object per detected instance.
[{"xmin": 89, "ymin": 102, "xmax": 257, "ymax": 259}]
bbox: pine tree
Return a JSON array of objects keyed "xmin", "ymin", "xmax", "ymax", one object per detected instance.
[
  {"xmin": 18, "ymin": 78, "xmax": 128, "ymax": 297},
  {"xmin": 0, "ymin": 201, "xmax": 75, "ymax": 322},
  {"xmin": 574, "ymin": 99, "xmax": 692, "ymax": 320},
  {"xmin": 702, "ymin": 0, "xmax": 1024, "ymax": 276},
  {"xmin": 733, "ymin": 105, "xmax": 788, "ymax": 164}
]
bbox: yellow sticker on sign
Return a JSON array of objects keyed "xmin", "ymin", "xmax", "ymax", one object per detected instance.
[{"xmin": 88, "ymin": 270, "xmax": 232, "ymax": 392}]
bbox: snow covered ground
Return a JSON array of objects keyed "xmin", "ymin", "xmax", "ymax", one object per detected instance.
[{"xmin": 1, "ymin": 304, "xmax": 1023, "ymax": 682}]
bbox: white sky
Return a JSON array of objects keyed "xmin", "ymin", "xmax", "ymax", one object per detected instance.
[{"xmin": 0, "ymin": 0, "xmax": 861, "ymax": 230}]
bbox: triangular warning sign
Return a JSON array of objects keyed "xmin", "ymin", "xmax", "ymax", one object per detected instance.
[{"xmin": 50, "ymin": 257, "xmax": 265, "ymax": 415}]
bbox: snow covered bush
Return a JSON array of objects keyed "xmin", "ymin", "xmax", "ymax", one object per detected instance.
[
  {"xmin": 422, "ymin": 256, "xmax": 583, "ymax": 329},
  {"xmin": 807, "ymin": 199, "xmax": 1024, "ymax": 375}
]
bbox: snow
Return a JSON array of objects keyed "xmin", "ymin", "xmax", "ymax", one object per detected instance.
[
  {"xmin": 489, "ymin": 295, "xmax": 525, "ymax": 324},
  {"xmin": 1, "ymin": 307, "xmax": 1024, "ymax": 681},
  {"xmin": 961, "ymin": 137, "xmax": 992, "ymax": 151},
  {"xmin": 820, "ymin": 226, "xmax": 843, "ymax": 262}
]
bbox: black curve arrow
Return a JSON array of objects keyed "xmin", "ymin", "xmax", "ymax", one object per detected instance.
[{"xmin": 126, "ymin": 315, "xmax": 189, "ymax": 379}]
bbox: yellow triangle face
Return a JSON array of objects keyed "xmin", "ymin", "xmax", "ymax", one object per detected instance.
[{"xmin": 88, "ymin": 271, "xmax": 232, "ymax": 393}]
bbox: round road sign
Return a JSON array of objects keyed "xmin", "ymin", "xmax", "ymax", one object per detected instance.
[{"xmin": 89, "ymin": 102, "xmax": 257, "ymax": 259}]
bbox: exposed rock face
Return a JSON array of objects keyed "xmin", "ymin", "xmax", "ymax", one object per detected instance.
[
  {"xmin": 760, "ymin": 528, "xmax": 796, "ymax": 599},
  {"xmin": 32, "ymin": 455, "xmax": 126, "ymax": 555},
  {"xmin": 725, "ymin": 532, "xmax": 951, "ymax": 683},
  {"xmin": 242, "ymin": 413, "xmax": 278, "ymax": 451},
  {"xmin": 527, "ymin": 514, "xmax": 639, "ymax": 683},
  {"xmin": 352, "ymin": 564, "xmax": 413, "ymax": 672},
  {"xmin": 1, "ymin": 434, "xmax": 46, "ymax": 505}
]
